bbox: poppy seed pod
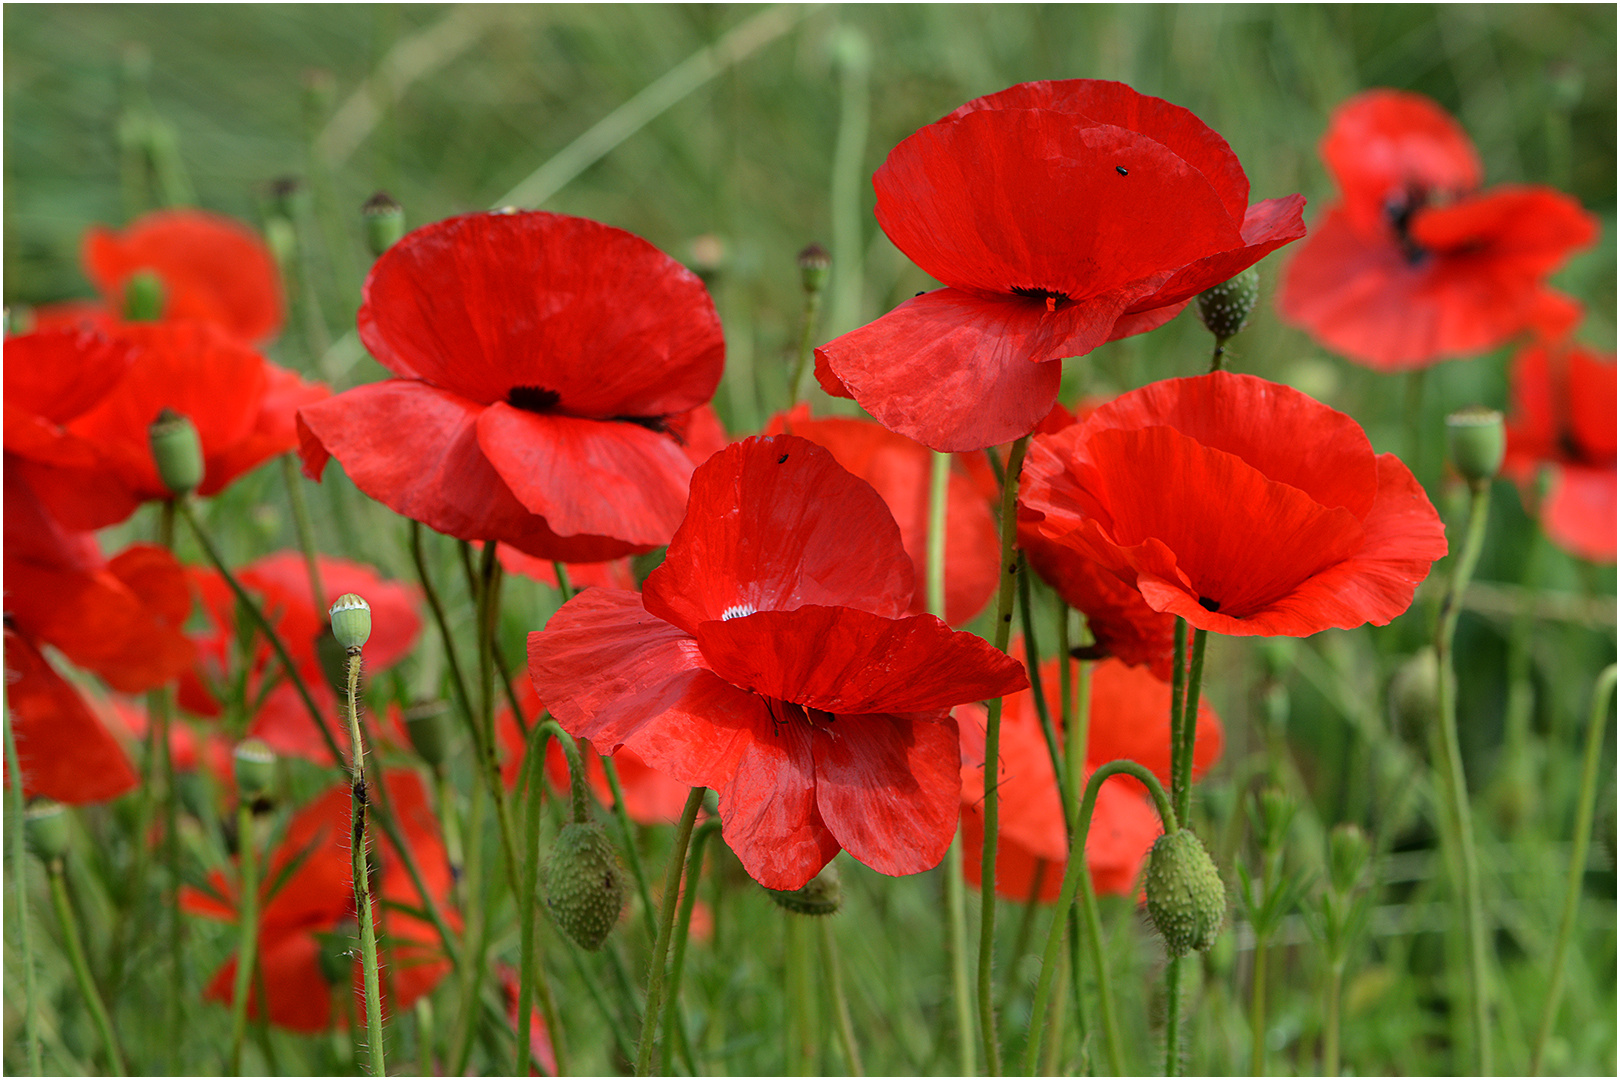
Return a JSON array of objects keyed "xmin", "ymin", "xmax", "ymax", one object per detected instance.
[
  {"xmin": 797, "ymin": 243, "xmax": 830, "ymax": 294},
  {"xmin": 766, "ymin": 860, "xmax": 842, "ymax": 916},
  {"xmin": 362, "ymin": 191, "xmax": 405, "ymax": 257},
  {"xmin": 1143, "ymin": 828, "xmax": 1225, "ymax": 956},
  {"xmin": 123, "ymin": 269, "xmax": 166, "ymax": 322},
  {"xmin": 233, "ymin": 738, "xmax": 278, "ymax": 803},
  {"xmin": 329, "ymin": 593, "xmax": 372, "ymax": 651},
  {"xmin": 1196, "ymin": 266, "xmax": 1260, "ymax": 342},
  {"xmin": 24, "ymin": 800, "xmax": 71, "ymax": 861},
  {"xmin": 148, "ymin": 407, "xmax": 204, "ymax": 496},
  {"xmin": 543, "ymin": 821, "xmax": 627, "ymax": 951},
  {"xmin": 1447, "ymin": 406, "xmax": 1506, "ymax": 487}
]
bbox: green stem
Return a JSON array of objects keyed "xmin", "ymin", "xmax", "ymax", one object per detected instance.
[
  {"xmin": 1022, "ymin": 562, "xmax": 1073, "ymax": 821},
  {"xmin": 1164, "ymin": 956, "xmax": 1184, "ymax": 1077},
  {"xmin": 661, "ymin": 820, "xmax": 721, "ymax": 1076},
  {"xmin": 345, "ymin": 648, "xmax": 387, "ymax": 1076},
  {"xmin": 1024, "ymin": 760, "xmax": 1174, "ymax": 1074},
  {"xmin": 1434, "ymin": 482, "xmax": 1494, "ymax": 1075},
  {"xmin": 1250, "ymin": 933, "xmax": 1269, "ymax": 1075},
  {"xmin": 1323, "ymin": 960, "xmax": 1344, "ymax": 1077},
  {"xmin": 788, "ymin": 280, "xmax": 825, "ymax": 405},
  {"xmin": 48, "ymin": 859, "xmax": 126, "ymax": 1075},
  {"xmin": 156, "ymin": 683, "xmax": 184, "ymax": 1069},
  {"xmin": 1529, "ymin": 664, "xmax": 1617, "ymax": 1075},
  {"xmin": 516, "ymin": 721, "xmax": 548, "ymax": 1077},
  {"xmin": 228, "ymin": 801, "xmax": 261, "ymax": 1074},
  {"xmin": 410, "ymin": 523, "xmax": 477, "ymax": 744},
  {"xmin": 601, "ymin": 754, "xmax": 659, "ymax": 945},
  {"xmin": 1175, "ymin": 627, "xmax": 1209, "ymax": 838},
  {"xmin": 551, "ymin": 561, "xmax": 574, "ymax": 601},
  {"xmin": 1165, "ymin": 621, "xmax": 1208, "ymax": 1078},
  {"xmin": 281, "ymin": 453, "xmax": 326, "ymax": 607},
  {"xmin": 927, "ymin": 450, "xmax": 950, "ymax": 620},
  {"xmin": 787, "ymin": 911, "xmax": 817, "ymax": 1074},
  {"xmin": 979, "ymin": 434, "xmax": 1030, "ymax": 1075},
  {"xmin": 4, "ymin": 708, "xmax": 44, "ymax": 1075},
  {"xmin": 449, "ymin": 781, "xmax": 491, "ymax": 1077},
  {"xmin": 474, "ymin": 543, "xmax": 524, "ymax": 893},
  {"xmin": 636, "ymin": 787, "xmax": 706, "ymax": 1076},
  {"xmin": 820, "ymin": 914, "xmax": 864, "ymax": 1076}
]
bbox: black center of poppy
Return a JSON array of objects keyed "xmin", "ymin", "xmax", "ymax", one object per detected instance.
[
  {"xmin": 1011, "ymin": 286, "xmax": 1072, "ymax": 310},
  {"xmin": 508, "ymin": 385, "xmax": 561, "ymax": 413},
  {"xmin": 1557, "ymin": 426, "xmax": 1589, "ymax": 464},
  {"xmin": 1198, "ymin": 596, "xmax": 1221, "ymax": 612}
]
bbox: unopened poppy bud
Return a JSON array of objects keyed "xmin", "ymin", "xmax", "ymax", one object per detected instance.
[
  {"xmin": 766, "ymin": 860, "xmax": 841, "ymax": 916},
  {"xmin": 543, "ymin": 821, "xmax": 627, "ymax": 951},
  {"xmin": 123, "ymin": 269, "xmax": 166, "ymax": 322},
  {"xmin": 148, "ymin": 407, "xmax": 204, "ymax": 496},
  {"xmin": 314, "ymin": 921, "xmax": 357, "ymax": 986},
  {"xmin": 1327, "ymin": 823, "xmax": 1371, "ymax": 896},
  {"xmin": 329, "ymin": 593, "xmax": 372, "ymax": 651},
  {"xmin": 362, "ymin": 191, "xmax": 405, "ymax": 257},
  {"xmin": 402, "ymin": 701, "xmax": 452, "ymax": 769},
  {"xmin": 1446, "ymin": 406, "xmax": 1505, "ymax": 487},
  {"xmin": 1389, "ymin": 648, "xmax": 1440, "ymax": 740},
  {"xmin": 1195, "ymin": 266, "xmax": 1259, "ymax": 342},
  {"xmin": 1144, "ymin": 828, "xmax": 1225, "ymax": 957},
  {"xmin": 266, "ymin": 176, "xmax": 305, "ymax": 221},
  {"xmin": 24, "ymin": 800, "xmax": 71, "ymax": 862},
  {"xmin": 797, "ymin": 243, "xmax": 830, "ymax": 295},
  {"xmin": 233, "ymin": 738, "xmax": 277, "ymax": 803}
]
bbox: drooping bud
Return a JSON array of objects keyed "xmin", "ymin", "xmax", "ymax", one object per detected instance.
[
  {"xmin": 1195, "ymin": 266, "xmax": 1260, "ymax": 343},
  {"xmin": 1327, "ymin": 823, "xmax": 1371, "ymax": 896},
  {"xmin": 123, "ymin": 269, "xmax": 166, "ymax": 322},
  {"xmin": 402, "ymin": 701, "xmax": 452, "ymax": 769},
  {"xmin": 1446, "ymin": 406, "xmax": 1505, "ymax": 488},
  {"xmin": 766, "ymin": 859, "xmax": 842, "ymax": 916},
  {"xmin": 328, "ymin": 593, "xmax": 372, "ymax": 651},
  {"xmin": 25, "ymin": 800, "xmax": 71, "ymax": 862},
  {"xmin": 233, "ymin": 738, "xmax": 278, "ymax": 803},
  {"xmin": 797, "ymin": 243, "xmax": 830, "ymax": 295},
  {"xmin": 1389, "ymin": 648, "xmax": 1440, "ymax": 741},
  {"xmin": 542, "ymin": 821, "xmax": 627, "ymax": 951},
  {"xmin": 314, "ymin": 921, "xmax": 357, "ymax": 986},
  {"xmin": 148, "ymin": 407, "xmax": 204, "ymax": 496},
  {"xmin": 362, "ymin": 191, "xmax": 405, "ymax": 257},
  {"xmin": 1143, "ymin": 829, "xmax": 1225, "ymax": 957}
]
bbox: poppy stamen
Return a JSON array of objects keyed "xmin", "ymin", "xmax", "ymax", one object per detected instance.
[
  {"xmin": 1011, "ymin": 286, "xmax": 1071, "ymax": 313},
  {"xmin": 508, "ymin": 385, "xmax": 562, "ymax": 413},
  {"xmin": 1198, "ymin": 596, "xmax": 1221, "ymax": 612}
]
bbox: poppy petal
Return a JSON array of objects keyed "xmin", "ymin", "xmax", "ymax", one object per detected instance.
[
  {"xmin": 1540, "ymin": 464, "xmax": 1618, "ymax": 563},
  {"xmin": 201, "ymin": 363, "xmax": 329, "ymax": 496},
  {"xmin": 1320, "ymin": 89, "xmax": 1482, "ymax": 236},
  {"xmin": 1128, "ymin": 194, "xmax": 1308, "ymax": 313},
  {"xmin": 4, "ymin": 629, "xmax": 139, "ymax": 804},
  {"xmin": 717, "ymin": 719, "xmax": 841, "ymax": 890}
]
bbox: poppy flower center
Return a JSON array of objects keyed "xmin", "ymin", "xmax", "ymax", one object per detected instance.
[
  {"xmin": 1010, "ymin": 286, "xmax": 1072, "ymax": 313},
  {"xmin": 508, "ymin": 385, "xmax": 562, "ymax": 413},
  {"xmin": 720, "ymin": 603, "xmax": 757, "ymax": 621},
  {"xmin": 761, "ymin": 696, "xmax": 834, "ymax": 737},
  {"xmin": 1384, "ymin": 192, "xmax": 1431, "ymax": 266}
]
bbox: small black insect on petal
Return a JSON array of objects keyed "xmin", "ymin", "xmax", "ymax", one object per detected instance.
[
  {"xmin": 778, "ymin": 453, "xmax": 790, "ymax": 464},
  {"xmin": 1116, "ymin": 166, "xmax": 1129, "ymax": 176}
]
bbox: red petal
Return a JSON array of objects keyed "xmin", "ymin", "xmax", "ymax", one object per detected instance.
[
  {"xmin": 1124, "ymin": 194, "xmax": 1308, "ymax": 313},
  {"xmin": 643, "ymin": 436, "xmax": 914, "ymax": 632},
  {"xmin": 497, "ymin": 545, "xmax": 637, "ymax": 592},
  {"xmin": 1410, "ymin": 185, "xmax": 1597, "ymax": 271},
  {"xmin": 83, "ymin": 209, "xmax": 283, "ymax": 345},
  {"xmin": 357, "ymin": 211, "xmax": 722, "ymax": 416},
  {"xmin": 4, "ymin": 629, "xmax": 139, "ymax": 803},
  {"xmin": 205, "ymin": 930, "xmax": 335, "ymax": 1033},
  {"xmin": 3, "ymin": 326, "xmax": 139, "ymax": 424},
  {"xmin": 201, "ymin": 363, "xmax": 329, "ymax": 496},
  {"xmin": 1539, "ymin": 464, "xmax": 1618, "ymax": 563},
  {"xmin": 716, "ymin": 719, "xmax": 841, "ymax": 890},
  {"xmin": 811, "ymin": 710, "xmax": 960, "ymax": 878},
  {"xmin": 693, "ymin": 607, "xmax": 1028, "ymax": 715},
  {"xmin": 1320, "ymin": 90, "xmax": 1482, "ymax": 234},
  {"xmin": 1020, "ymin": 525, "xmax": 1178, "ymax": 677}
]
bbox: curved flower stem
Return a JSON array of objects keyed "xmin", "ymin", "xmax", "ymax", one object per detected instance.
[
  {"xmin": 1024, "ymin": 760, "xmax": 1174, "ymax": 1074},
  {"xmin": 5, "ymin": 710, "xmax": 44, "ymax": 1075},
  {"xmin": 47, "ymin": 857, "xmax": 127, "ymax": 1075},
  {"xmin": 344, "ymin": 647, "xmax": 387, "ymax": 1076},
  {"xmin": 661, "ymin": 820, "xmax": 722, "ymax": 1076},
  {"xmin": 1021, "ymin": 561, "xmax": 1073, "ymax": 820},
  {"xmin": 228, "ymin": 800, "xmax": 261, "ymax": 1074},
  {"xmin": 636, "ymin": 786, "xmax": 706, "ymax": 1076},
  {"xmin": 410, "ymin": 523, "xmax": 477, "ymax": 733},
  {"xmin": 1529, "ymin": 663, "xmax": 1617, "ymax": 1075},
  {"xmin": 602, "ymin": 754, "xmax": 659, "ymax": 945},
  {"xmin": 1434, "ymin": 482, "xmax": 1493, "ymax": 1076},
  {"xmin": 280, "ymin": 453, "xmax": 326, "ymax": 607},
  {"xmin": 819, "ymin": 914, "xmax": 864, "ymax": 1077},
  {"xmin": 472, "ymin": 543, "xmax": 524, "ymax": 893},
  {"xmin": 979, "ymin": 433, "xmax": 1030, "ymax": 1075}
]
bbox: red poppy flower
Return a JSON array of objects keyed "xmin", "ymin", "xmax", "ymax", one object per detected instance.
[
  {"xmin": 298, "ymin": 211, "xmax": 726, "ymax": 562},
  {"xmin": 813, "ymin": 79, "xmax": 1306, "ymax": 451},
  {"xmin": 182, "ymin": 770, "xmax": 456, "ymax": 1033},
  {"xmin": 81, "ymin": 209, "xmax": 283, "ymax": 345},
  {"xmin": 764, "ymin": 404, "xmax": 1000, "ymax": 625},
  {"xmin": 101, "ymin": 696, "xmax": 232, "ymax": 780},
  {"xmin": 959, "ymin": 654, "xmax": 1221, "ymax": 900},
  {"xmin": 529, "ymin": 435, "xmax": 1028, "ymax": 889},
  {"xmin": 1278, "ymin": 89, "xmax": 1598, "ymax": 371},
  {"xmin": 1503, "ymin": 337, "xmax": 1617, "ymax": 563},
  {"xmin": 1020, "ymin": 371, "xmax": 1448, "ymax": 637},
  {"xmin": 181, "ymin": 553, "xmax": 422, "ymax": 762},
  {"xmin": 498, "ymin": 964, "xmax": 558, "ymax": 1076},
  {"xmin": 3, "ymin": 628, "xmax": 139, "ymax": 804}
]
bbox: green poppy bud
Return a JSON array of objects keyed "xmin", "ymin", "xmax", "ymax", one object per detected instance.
[
  {"xmin": 1446, "ymin": 406, "xmax": 1505, "ymax": 487},
  {"xmin": 314, "ymin": 921, "xmax": 357, "ymax": 986},
  {"xmin": 1327, "ymin": 823, "xmax": 1371, "ymax": 896},
  {"xmin": 362, "ymin": 191, "xmax": 405, "ymax": 257},
  {"xmin": 148, "ymin": 407, "xmax": 204, "ymax": 496},
  {"xmin": 402, "ymin": 701, "xmax": 452, "ymax": 769},
  {"xmin": 233, "ymin": 738, "xmax": 277, "ymax": 804},
  {"xmin": 329, "ymin": 593, "xmax": 372, "ymax": 651},
  {"xmin": 543, "ymin": 821, "xmax": 627, "ymax": 951},
  {"xmin": 1195, "ymin": 266, "xmax": 1259, "ymax": 343},
  {"xmin": 766, "ymin": 859, "xmax": 842, "ymax": 916},
  {"xmin": 123, "ymin": 269, "xmax": 166, "ymax": 322},
  {"xmin": 24, "ymin": 800, "xmax": 71, "ymax": 862},
  {"xmin": 1389, "ymin": 648, "xmax": 1440, "ymax": 742},
  {"xmin": 1144, "ymin": 828, "xmax": 1225, "ymax": 957},
  {"xmin": 797, "ymin": 243, "xmax": 830, "ymax": 295}
]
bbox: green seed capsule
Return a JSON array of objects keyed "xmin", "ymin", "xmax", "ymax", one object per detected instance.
[
  {"xmin": 24, "ymin": 800, "xmax": 71, "ymax": 862},
  {"xmin": 362, "ymin": 191, "xmax": 405, "ymax": 257},
  {"xmin": 797, "ymin": 243, "xmax": 830, "ymax": 295},
  {"xmin": 1195, "ymin": 266, "xmax": 1260, "ymax": 342},
  {"xmin": 1446, "ymin": 406, "xmax": 1505, "ymax": 486},
  {"xmin": 543, "ymin": 821, "xmax": 627, "ymax": 951},
  {"xmin": 766, "ymin": 860, "xmax": 842, "ymax": 916},
  {"xmin": 233, "ymin": 738, "xmax": 278, "ymax": 803},
  {"xmin": 1144, "ymin": 829, "xmax": 1225, "ymax": 956},
  {"xmin": 148, "ymin": 407, "xmax": 204, "ymax": 497},
  {"xmin": 329, "ymin": 593, "xmax": 372, "ymax": 651},
  {"xmin": 123, "ymin": 269, "xmax": 166, "ymax": 322}
]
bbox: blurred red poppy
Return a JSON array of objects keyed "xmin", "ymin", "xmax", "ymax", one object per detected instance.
[
  {"xmin": 1504, "ymin": 337, "xmax": 1617, "ymax": 563},
  {"xmin": 959, "ymin": 654, "xmax": 1221, "ymax": 900},
  {"xmin": 298, "ymin": 211, "xmax": 725, "ymax": 562},
  {"xmin": 180, "ymin": 553, "xmax": 422, "ymax": 763},
  {"xmin": 1021, "ymin": 372, "xmax": 1448, "ymax": 637},
  {"xmin": 814, "ymin": 78, "xmax": 1305, "ymax": 451},
  {"xmin": 182, "ymin": 770, "xmax": 456, "ymax": 1033},
  {"xmin": 3, "ymin": 627, "xmax": 139, "ymax": 804},
  {"xmin": 497, "ymin": 964, "xmax": 558, "ymax": 1076},
  {"xmin": 529, "ymin": 435, "xmax": 1028, "ymax": 889},
  {"xmin": 765, "ymin": 404, "xmax": 1000, "ymax": 626},
  {"xmin": 1278, "ymin": 89, "xmax": 1598, "ymax": 370},
  {"xmin": 81, "ymin": 209, "xmax": 284, "ymax": 345}
]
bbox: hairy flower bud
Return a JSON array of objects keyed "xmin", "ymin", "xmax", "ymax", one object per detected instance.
[
  {"xmin": 1196, "ymin": 266, "xmax": 1260, "ymax": 342},
  {"xmin": 329, "ymin": 593, "xmax": 372, "ymax": 651},
  {"xmin": 1144, "ymin": 829, "xmax": 1225, "ymax": 956},
  {"xmin": 1446, "ymin": 406, "xmax": 1505, "ymax": 487},
  {"xmin": 766, "ymin": 860, "xmax": 842, "ymax": 916},
  {"xmin": 233, "ymin": 738, "xmax": 278, "ymax": 803},
  {"xmin": 24, "ymin": 800, "xmax": 71, "ymax": 862},
  {"xmin": 148, "ymin": 407, "xmax": 204, "ymax": 496},
  {"xmin": 543, "ymin": 821, "xmax": 627, "ymax": 951}
]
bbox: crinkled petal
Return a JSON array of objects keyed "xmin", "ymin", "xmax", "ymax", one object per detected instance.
[
  {"xmin": 4, "ymin": 629, "xmax": 139, "ymax": 804},
  {"xmin": 3, "ymin": 326, "xmax": 139, "ymax": 424},
  {"xmin": 717, "ymin": 719, "xmax": 841, "ymax": 890},
  {"xmin": 1126, "ymin": 195, "xmax": 1308, "ymax": 313}
]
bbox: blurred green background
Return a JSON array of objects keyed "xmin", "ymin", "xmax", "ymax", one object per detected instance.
[{"xmin": 5, "ymin": 5, "xmax": 1616, "ymax": 1075}]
